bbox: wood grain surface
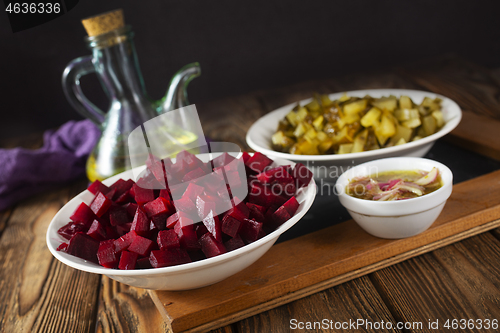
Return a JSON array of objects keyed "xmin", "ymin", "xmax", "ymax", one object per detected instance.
[{"xmin": 1, "ymin": 56, "xmax": 500, "ymax": 333}]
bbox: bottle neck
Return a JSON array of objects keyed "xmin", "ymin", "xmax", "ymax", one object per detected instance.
[{"xmin": 91, "ymin": 32, "xmax": 148, "ymax": 104}]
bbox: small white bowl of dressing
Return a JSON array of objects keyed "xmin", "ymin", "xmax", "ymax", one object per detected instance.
[{"xmin": 336, "ymin": 157, "xmax": 453, "ymax": 239}]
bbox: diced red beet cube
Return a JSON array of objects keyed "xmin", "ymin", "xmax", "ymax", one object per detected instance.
[
  {"xmin": 196, "ymin": 195, "xmax": 216, "ymax": 219},
  {"xmin": 143, "ymin": 197, "xmax": 175, "ymax": 218},
  {"xmin": 166, "ymin": 211, "xmax": 190, "ymax": 229},
  {"xmin": 248, "ymin": 181, "xmax": 274, "ymax": 207},
  {"xmin": 224, "ymin": 234, "xmax": 246, "ymax": 252},
  {"xmin": 132, "ymin": 183, "xmax": 155, "ymax": 204},
  {"xmin": 226, "ymin": 202, "xmax": 249, "ymax": 222},
  {"xmin": 212, "ymin": 152, "xmax": 235, "ymax": 169},
  {"xmin": 149, "ymin": 248, "xmax": 192, "ymax": 268},
  {"xmin": 246, "ymin": 152, "xmax": 273, "ymax": 173},
  {"xmin": 173, "ymin": 195, "xmax": 196, "ymax": 214},
  {"xmin": 177, "ymin": 150, "xmax": 204, "ymax": 170},
  {"xmin": 159, "ymin": 189, "xmax": 172, "ymax": 201},
  {"xmin": 256, "ymin": 166, "xmax": 291, "ymax": 184},
  {"xmin": 151, "ymin": 213, "xmax": 167, "ymax": 230},
  {"xmin": 274, "ymin": 177, "xmax": 296, "ymax": 198},
  {"xmin": 136, "ymin": 257, "xmax": 153, "ymax": 269},
  {"xmin": 225, "ymin": 170, "xmax": 244, "ymax": 189},
  {"xmin": 87, "ymin": 180, "xmax": 109, "ymax": 195},
  {"xmin": 109, "ymin": 179, "xmax": 134, "ymax": 199},
  {"xmin": 123, "ymin": 203, "xmax": 138, "ymax": 219},
  {"xmin": 104, "ymin": 188, "xmax": 117, "ymax": 200},
  {"xmin": 270, "ymin": 205, "xmax": 292, "ymax": 228},
  {"xmin": 90, "ymin": 192, "xmax": 112, "ymax": 217},
  {"xmin": 70, "ymin": 202, "xmax": 96, "ymax": 228},
  {"xmin": 56, "ymin": 242, "xmax": 68, "ymax": 252},
  {"xmin": 66, "ymin": 232, "xmax": 100, "ymax": 263},
  {"xmin": 221, "ymin": 214, "xmax": 241, "ymax": 238},
  {"xmin": 182, "ymin": 167, "xmax": 207, "ymax": 182},
  {"xmin": 199, "ymin": 233, "xmax": 227, "ymax": 258},
  {"xmin": 128, "ymin": 235, "xmax": 154, "ymax": 257},
  {"xmin": 86, "ymin": 219, "xmax": 107, "ymax": 241},
  {"xmin": 282, "ymin": 196, "xmax": 299, "ymax": 216},
  {"xmin": 240, "ymin": 152, "xmax": 251, "ymax": 164},
  {"xmin": 292, "ymin": 163, "xmax": 313, "ymax": 188},
  {"xmin": 136, "ymin": 167, "xmax": 165, "ymax": 189},
  {"xmin": 109, "ymin": 206, "xmax": 130, "ymax": 226},
  {"xmin": 174, "ymin": 220, "xmax": 200, "ymax": 251},
  {"xmin": 116, "ymin": 222, "xmax": 132, "ymax": 237},
  {"xmin": 113, "ymin": 230, "xmax": 138, "ymax": 253},
  {"xmin": 115, "ymin": 190, "xmax": 133, "ymax": 204},
  {"xmin": 118, "ymin": 251, "xmax": 138, "ymax": 270},
  {"xmin": 58, "ymin": 222, "xmax": 88, "ymax": 240},
  {"xmin": 146, "ymin": 153, "xmax": 166, "ymax": 184},
  {"xmin": 157, "ymin": 229, "xmax": 180, "ymax": 250},
  {"xmin": 182, "ymin": 183, "xmax": 204, "ymax": 202},
  {"xmin": 97, "ymin": 240, "xmax": 119, "ymax": 268},
  {"xmin": 202, "ymin": 210, "xmax": 223, "ymax": 242},
  {"xmin": 130, "ymin": 207, "xmax": 150, "ymax": 237},
  {"xmin": 239, "ymin": 218, "xmax": 264, "ymax": 243},
  {"xmin": 196, "ymin": 223, "xmax": 209, "ymax": 238},
  {"xmin": 198, "ymin": 172, "xmax": 225, "ymax": 193},
  {"xmin": 246, "ymin": 203, "xmax": 266, "ymax": 222}
]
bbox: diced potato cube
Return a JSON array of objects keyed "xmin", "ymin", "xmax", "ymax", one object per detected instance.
[
  {"xmin": 297, "ymin": 140, "xmax": 319, "ymax": 155},
  {"xmin": 394, "ymin": 108, "xmax": 419, "ymax": 122},
  {"xmin": 395, "ymin": 138, "xmax": 407, "ymax": 145},
  {"xmin": 399, "ymin": 96, "xmax": 413, "ymax": 109},
  {"xmin": 318, "ymin": 139, "xmax": 334, "ymax": 154},
  {"xmin": 432, "ymin": 110, "xmax": 445, "ymax": 128},
  {"xmin": 293, "ymin": 122, "xmax": 307, "ymax": 138},
  {"xmin": 338, "ymin": 93, "xmax": 350, "ymax": 102},
  {"xmin": 296, "ymin": 107, "xmax": 309, "ymax": 122},
  {"xmin": 402, "ymin": 118, "xmax": 421, "ymax": 129},
  {"xmin": 343, "ymin": 99, "xmax": 368, "ymax": 115},
  {"xmin": 316, "ymin": 131, "xmax": 328, "ymax": 142},
  {"xmin": 305, "ymin": 99, "xmax": 320, "ymax": 113},
  {"xmin": 389, "ymin": 124, "xmax": 413, "ymax": 146},
  {"xmin": 360, "ymin": 107, "xmax": 381, "ymax": 127},
  {"xmin": 320, "ymin": 95, "xmax": 332, "ymax": 106},
  {"xmin": 421, "ymin": 97, "xmax": 440, "ymax": 111},
  {"xmin": 412, "ymin": 136, "xmax": 423, "ymax": 141},
  {"xmin": 379, "ymin": 114, "xmax": 396, "ymax": 137},
  {"xmin": 352, "ymin": 129, "xmax": 368, "ymax": 153},
  {"xmin": 335, "ymin": 127, "xmax": 353, "ymax": 144},
  {"xmin": 313, "ymin": 115, "xmax": 324, "ymax": 131},
  {"xmin": 285, "ymin": 111, "xmax": 298, "ymax": 127},
  {"xmin": 272, "ymin": 131, "xmax": 295, "ymax": 152},
  {"xmin": 422, "ymin": 115, "xmax": 437, "ymax": 136},
  {"xmin": 304, "ymin": 128, "xmax": 317, "ymax": 143},
  {"xmin": 338, "ymin": 143, "xmax": 353, "ymax": 154},
  {"xmin": 338, "ymin": 113, "xmax": 360, "ymax": 129},
  {"xmin": 372, "ymin": 97, "xmax": 397, "ymax": 112}
]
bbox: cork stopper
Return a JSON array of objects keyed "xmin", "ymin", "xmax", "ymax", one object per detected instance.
[{"xmin": 81, "ymin": 9, "xmax": 124, "ymax": 37}]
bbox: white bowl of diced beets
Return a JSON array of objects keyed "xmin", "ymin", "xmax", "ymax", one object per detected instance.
[
  {"xmin": 46, "ymin": 151, "xmax": 316, "ymax": 290},
  {"xmin": 336, "ymin": 157, "xmax": 453, "ymax": 239}
]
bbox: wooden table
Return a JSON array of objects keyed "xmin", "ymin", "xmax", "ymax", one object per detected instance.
[{"xmin": 2, "ymin": 55, "xmax": 500, "ymax": 333}]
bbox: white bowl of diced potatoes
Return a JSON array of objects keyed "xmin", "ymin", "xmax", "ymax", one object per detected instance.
[{"xmin": 246, "ymin": 89, "xmax": 462, "ymax": 180}]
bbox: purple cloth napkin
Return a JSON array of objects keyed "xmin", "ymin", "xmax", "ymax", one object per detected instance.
[{"xmin": 0, "ymin": 120, "xmax": 100, "ymax": 211}]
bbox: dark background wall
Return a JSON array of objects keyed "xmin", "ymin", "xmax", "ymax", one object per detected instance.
[{"xmin": 1, "ymin": 0, "xmax": 500, "ymax": 139}]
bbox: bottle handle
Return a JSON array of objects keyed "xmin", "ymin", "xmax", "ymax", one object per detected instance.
[{"xmin": 62, "ymin": 56, "xmax": 105, "ymax": 126}]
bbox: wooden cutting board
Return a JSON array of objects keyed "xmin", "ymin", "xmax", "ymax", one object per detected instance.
[{"xmin": 149, "ymin": 170, "xmax": 500, "ymax": 332}]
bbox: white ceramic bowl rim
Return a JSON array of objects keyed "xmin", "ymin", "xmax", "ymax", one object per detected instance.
[
  {"xmin": 246, "ymin": 89, "xmax": 462, "ymax": 161},
  {"xmin": 46, "ymin": 154, "xmax": 317, "ymax": 277},
  {"xmin": 336, "ymin": 157, "xmax": 453, "ymax": 216}
]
